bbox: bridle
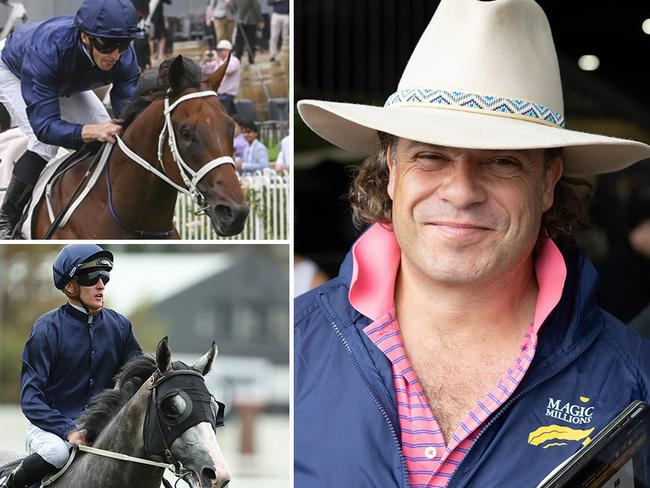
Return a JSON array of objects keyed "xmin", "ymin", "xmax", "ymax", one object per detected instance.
[
  {"xmin": 116, "ymin": 88, "xmax": 235, "ymax": 205},
  {"xmin": 43, "ymin": 88, "xmax": 239, "ymax": 239},
  {"xmin": 108, "ymin": 88, "xmax": 237, "ymax": 236},
  {"xmin": 143, "ymin": 369, "xmax": 224, "ymax": 465},
  {"xmin": 72, "ymin": 369, "xmax": 225, "ymax": 487}
]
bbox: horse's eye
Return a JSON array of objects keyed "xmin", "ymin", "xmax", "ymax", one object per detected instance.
[
  {"xmin": 179, "ymin": 129, "xmax": 193, "ymax": 143},
  {"xmin": 162, "ymin": 395, "xmax": 186, "ymax": 419}
]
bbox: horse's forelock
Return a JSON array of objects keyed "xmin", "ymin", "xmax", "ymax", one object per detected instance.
[{"xmin": 166, "ymin": 56, "xmax": 202, "ymax": 97}]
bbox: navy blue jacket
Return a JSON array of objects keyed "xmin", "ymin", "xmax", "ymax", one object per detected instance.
[
  {"xmin": 1, "ymin": 17, "xmax": 140, "ymax": 149},
  {"xmin": 295, "ymin": 245, "xmax": 650, "ymax": 487},
  {"xmin": 20, "ymin": 303, "xmax": 141, "ymax": 440}
]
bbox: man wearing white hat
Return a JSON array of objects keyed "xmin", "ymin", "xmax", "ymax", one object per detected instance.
[
  {"xmin": 211, "ymin": 39, "xmax": 240, "ymax": 115},
  {"xmin": 294, "ymin": 0, "xmax": 650, "ymax": 486}
]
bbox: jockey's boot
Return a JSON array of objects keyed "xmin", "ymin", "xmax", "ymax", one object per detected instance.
[
  {"xmin": 0, "ymin": 174, "xmax": 33, "ymax": 240},
  {"xmin": 0, "ymin": 149, "xmax": 46, "ymax": 239},
  {"xmin": 3, "ymin": 454, "xmax": 56, "ymax": 488}
]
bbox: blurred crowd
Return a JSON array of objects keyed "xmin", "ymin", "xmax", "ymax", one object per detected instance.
[{"xmin": 129, "ymin": 0, "xmax": 290, "ymax": 175}]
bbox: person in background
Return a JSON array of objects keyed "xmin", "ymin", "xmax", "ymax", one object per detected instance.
[
  {"xmin": 200, "ymin": 49, "xmax": 219, "ymax": 76},
  {"xmin": 268, "ymin": 0, "xmax": 288, "ymax": 62},
  {"xmin": 0, "ymin": 244, "xmax": 141, "ymax": 488},
  {"xmin": 149, "ymin": 0, "xmax": 171, "ymax": 63},
  {"xmin": 233, "ymin": 0, "xmax": 261, "ymax": 64},
  {"xmin": 275, "ymin": 133, "xmax": 290, "ymax": 173},
  {"xmin": 236, "ymin": 119, "xmax": 268, "ymax": 173},
  {"xmin": 130, "ymin": 0, "xmax": 150, "ymax": 69},
  {"xmin": 209, "ymin": 0, "xmax": 236, "ymax": 47},
  {"xmin": 232, "ymin": 115, "xmax": 248, "ymax": 160},
  {"xmin": 212, "ymin": 39, "xmax": 240, "ymax": 115}
]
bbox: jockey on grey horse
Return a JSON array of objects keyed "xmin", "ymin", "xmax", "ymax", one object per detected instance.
[
  {"xmin": 0, "ymin": 0, "xmax": 143, "ymax": 239},
  {"xmin": 0, "ymin": 244, "xmax": 141, "ymax": 488}
]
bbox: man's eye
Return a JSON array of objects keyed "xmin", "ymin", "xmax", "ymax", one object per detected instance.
[
  {"xmin": 416, "ymin": 153, "xmax": 446, "ymax": 171},
  {"xmin": 486, "ymin": 157, "xmax": 523, "ymax": 176},
  {"xmin": 491, "ymin": 158, "xmax": 518, "ymax": 166}
]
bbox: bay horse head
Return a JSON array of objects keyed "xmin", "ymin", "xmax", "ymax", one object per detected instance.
[{"xmin": 159, "ymin": 55, "xmax": 249, "ymax": 236}]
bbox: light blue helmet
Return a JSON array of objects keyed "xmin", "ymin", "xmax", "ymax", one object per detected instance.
[
  {"xmin": 53, "ymin": 244, "xmax": 114, "ymax": 290},
  {"xmin": 75, "ymin": 0, "xmax": 144, "ymax": 39}
]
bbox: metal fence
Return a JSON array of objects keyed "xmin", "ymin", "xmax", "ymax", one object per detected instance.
[{"xmin": 174, "ymin": 169, "xmax": 289, "ymax": 240}]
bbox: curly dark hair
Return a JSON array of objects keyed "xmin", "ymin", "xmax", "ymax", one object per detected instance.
[{"xmin": 348, "ymin": 132, "xmax": 592, "ymax": 249}]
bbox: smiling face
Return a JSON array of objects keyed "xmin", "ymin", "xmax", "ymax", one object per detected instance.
[{"xmin": 387, "ymin": 139, "xmax": 562, "ymax": 287}]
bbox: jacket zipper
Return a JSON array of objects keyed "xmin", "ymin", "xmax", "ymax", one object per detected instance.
[
  {"xmin": 322, "ymin": 302, "xmax": 411, "ymax": 488},
  {"xmin": 446, "ymin": 325, "xmax": 602, "ymax": 488}
]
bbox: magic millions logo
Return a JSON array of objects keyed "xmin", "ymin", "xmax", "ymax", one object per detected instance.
[
  {"xmin": 545, "ymin": 396, "xmax": 594, "ymax": 424},
  {"xmin": 527, "ymin": 396, "xmax": 595, "ymax": 449}
]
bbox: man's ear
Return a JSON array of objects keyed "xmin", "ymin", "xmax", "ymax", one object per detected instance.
[
  {"xmin": 386, "ymin": 144, "xmax": 396, "ymax": 201},
  {"xmin": 80, "ymin": 31, "xmax": 90, "ymax": 47},
  {"xmin": 63, "ymin": 280, "xmax": 76, "ymax": 295},
  {"xmin": 542, "ymin": 155, "xmax": 563, "ymax": 212}
]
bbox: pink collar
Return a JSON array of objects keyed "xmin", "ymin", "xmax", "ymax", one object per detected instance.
[{"xmin": 349, "ymin": 223, "xmax": 566, "ymax": 331}]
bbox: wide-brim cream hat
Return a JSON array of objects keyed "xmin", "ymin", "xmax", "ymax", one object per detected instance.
[{"xmin": 298, "ymin": 0, "xmax": 650, "ymax": 176}]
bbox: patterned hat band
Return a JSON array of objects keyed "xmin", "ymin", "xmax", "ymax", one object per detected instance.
[{"xmin": 384, "ymin": 89, "xmax": 566, "ymax": 129}]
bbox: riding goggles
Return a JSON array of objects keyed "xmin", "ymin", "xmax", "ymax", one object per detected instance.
[
  {"xmin": 76, "ymin": 269, "xmax": 111, "ymax": 286},
  {"xmin": 90, "ymin": 36, "xmax": 132, "ymax": 54}
]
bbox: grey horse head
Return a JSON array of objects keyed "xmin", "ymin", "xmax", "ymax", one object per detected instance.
[{"xmin": 152, "ymin": 337, "xmax": 231, "ymax": 488}]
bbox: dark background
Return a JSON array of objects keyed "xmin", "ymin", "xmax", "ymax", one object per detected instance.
[{"xmin": 294, "ymin": 0, "xmax": 650, "ymax": 323}]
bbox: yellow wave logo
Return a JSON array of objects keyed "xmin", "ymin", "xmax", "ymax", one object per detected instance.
[{"xmin": 528, "ymin": 425, "xmax": 594, "ymax": 448}]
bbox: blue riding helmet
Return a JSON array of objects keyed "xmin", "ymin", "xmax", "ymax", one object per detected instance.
[
  {"xmin": 53, "ymin": 244, "xmax": 114, "ymax": 290},
  {"xmin": 75, "ymin": 0, "xmax": 144, "ymax": 39}
]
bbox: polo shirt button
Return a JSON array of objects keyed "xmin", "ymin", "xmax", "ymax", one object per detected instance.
[
  {"xmin": 424, "ymin": 446, "xmax": 437, "ymax": 459},
  {"xmin": 89, "ymin": 378, "xmax": 94, "ymax": 386}
]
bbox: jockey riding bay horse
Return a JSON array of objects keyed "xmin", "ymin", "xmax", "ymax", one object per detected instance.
[{"xmin": 31, "ymin": 55, "xmax": 249, "ymax": 239}]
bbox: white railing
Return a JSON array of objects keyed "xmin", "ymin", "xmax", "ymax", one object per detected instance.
[{"xmin": 174, "ymin": 169, "xmax": 289, "ymax": 240}]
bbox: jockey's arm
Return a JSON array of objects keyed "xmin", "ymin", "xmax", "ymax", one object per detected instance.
[
  {"xmin": 21, "ymin": 57, "xmax": 85, "ymax": 150},
  {"xmin": 20, "ymin": 319, "xmax": 78, "ymax": 441},
  {"xmin": 120, "ymin": 320, "xmax": 142, "ymax": 365}
]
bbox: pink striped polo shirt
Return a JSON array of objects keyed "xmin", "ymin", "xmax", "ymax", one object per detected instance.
[{"xmin": 349, "ymin": 223, "xmax": 566, "ymax": 487}]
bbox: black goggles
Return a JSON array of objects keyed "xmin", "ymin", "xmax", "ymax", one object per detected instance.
[
  {"xmin": 76, "ymin": 269, "xmax": 110, "ymax": 286},
  {"xmin": 90, "ymin": 36, "xmax": 132, "ymax": 54}
]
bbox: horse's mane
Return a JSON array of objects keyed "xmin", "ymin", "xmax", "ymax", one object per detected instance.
[
  {"xmin": 120, "ymin": 57, "xmax": 203, "ymax": 131},
  {"xmin": 77, "ymin": 354, "xmax": 157, "ymax": 443}
]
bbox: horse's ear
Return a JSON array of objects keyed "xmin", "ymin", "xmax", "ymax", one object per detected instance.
[
  {"xmin": 167, "ymin": 55, "xmax": 186, "ymax": 94},
  {"xmin": 206, "ymin": 52, "xmax": 230, "ymax": 92},
  {"xmin": 156, "ymin": 336, "xmax": 172, "ymax": 374},
  {"xmin": 192, "ymin": 341, "xmax": 218, "ymax": 376}
]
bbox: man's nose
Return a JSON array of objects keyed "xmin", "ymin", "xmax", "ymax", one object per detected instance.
[{"xmin": 436, "ymin": 159, "xmax": 487, "ymax": 209}]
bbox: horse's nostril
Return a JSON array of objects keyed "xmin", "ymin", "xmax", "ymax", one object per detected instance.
[
  {"xmin": 214, "ymin": 204, "xmax": 234, "ymax": 222},
  {"xmin": 202, "ymin": 467, "xmax": 217, "ymax": 480},
  {"xmin": 222, "ymin": 481, "xmax": 230, "ymax": 487}
]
